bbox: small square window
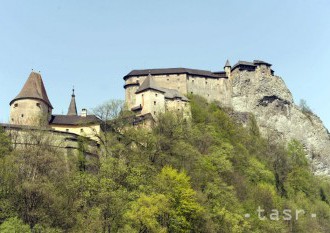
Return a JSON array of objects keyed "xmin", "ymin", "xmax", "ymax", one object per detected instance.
[
  {"xmin": 14, "ymin": 103, "xmax": 18, "ymax": 108},
  {"xmin": 155, "ymin": 93, "xmax": 158, "ymax": 97},
  {"xmin": 154, "ymin": 101, "xmax": 156, "ymax": 105},
  {"xmin": 36, "ymin": 103, "xmax": 41, "ymax": 107},
  {"xmin": 21, "ymin": 114, "xmax": 24, "ymax": 118},
  {"xmin": 66, "ymin": 129, "xmax": 69, "ymax": 132},
  {"xmin": 80, "ymin": 129, "xmax": 84, "ymax": 133}
]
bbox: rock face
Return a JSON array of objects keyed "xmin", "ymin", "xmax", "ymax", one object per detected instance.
[{"xmin": 231, "ymin": 71, "xmax": 330, "ymax": 176}]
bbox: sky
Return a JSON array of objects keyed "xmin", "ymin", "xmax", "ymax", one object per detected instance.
[{"xmin": 0, "ymin": 0, "xmax": 329, "ymax": 129}]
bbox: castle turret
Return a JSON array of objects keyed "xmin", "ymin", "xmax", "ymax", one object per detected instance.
[
  {"xmin": 224, "ymin": 59, "xmax": 231, "ymax": 78},
  {"xmin": 67, "ymin": 88, "xmax": 78, "ymax": 115},
  {"xmin": 10, "ymin": 71, "xmax": 53, "ymax": 126}
]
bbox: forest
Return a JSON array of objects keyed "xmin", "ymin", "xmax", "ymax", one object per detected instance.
[{"xmin": 0, "ymin": 96, "xmax": 330, "ymax": 233}]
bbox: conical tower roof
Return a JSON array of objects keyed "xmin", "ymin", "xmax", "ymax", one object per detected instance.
[
  {"xmin": 67, "ymin": 89, "xmax": 78, "ymax": 115},
  {"xmin": 135, "ymin": 72, "xmax": 165, "ymax": 94},
  {"xmin": 10, "ymin": 71, "xmax": 53, "ymax": 108},
  {"xmin": 224, "ymin": 59, "xmax": 231, "ymax": 68}
]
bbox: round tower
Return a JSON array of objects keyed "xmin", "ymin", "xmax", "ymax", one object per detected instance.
[
  {"xmin": 224, "ymin": 59, "xmax": 231, "ymax": 79},
  {"xmin": 9, "ymin": 71, "xmax": 53, "ymax": 126},
  {"xmin": 124, "ymin": 75, "xmax": 140, "ymax": 110}
]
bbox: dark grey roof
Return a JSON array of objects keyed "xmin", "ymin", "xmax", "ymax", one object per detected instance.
[
  {"xmin": 232, "ymin": 60, "xmax": 272, "ymax": 71},
  {"xmin": 131, "ymin": 104, "xmax": 142, "ymax": 112},
  {"xmin": 224, "ymin": 60, "xmax": 231, "ymax": 67},
  {"xmin": 161, "ymin": 88, "xmax": 189, "ymax": 101},
  {"xmin": 67, "ymin": 89, "xmax": 78, "ymax": 116},
  {"xmin": 212, "ymin": 71, "xmax": 227, "ymax": 78},
  {"xmin": 124, "ymin": 68, "xmax": 225, "ymax": 80},
  {"xmin": 50, "ymin": 115, "xmax": 101, "ymax": 126},
  {"xmin": 133, "ymin": 113, "xmax": 155, "ymax": 125},
  {"xmin": 253, "ymin": 60, "xmax": 272, "ymax": 66},
  {"xmin": 10, "ymin": 71, "xmax": 53, "ymax": 108},
  {"xmin": 135, "ymin": 75, "xmax": 165, "ymax": 94}
]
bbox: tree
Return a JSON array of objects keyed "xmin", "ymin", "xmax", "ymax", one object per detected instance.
[
  {"xmin": 0, "ymin": 127, "xmax": 11, "ymax": 157},
  {"xmin": 155, "ymin": 166, "xmax": 204, "ymax": 233},
  {"xmin": 299, "ymin": 99, "xmax": 313, "ymax": 115},
  {"xmin": 124, "ymin": 193, "xmax": 169, "ymax": 233},
  {"xmin": 0, "ymin": 217, "xmax": 31, "ymax": 233}
]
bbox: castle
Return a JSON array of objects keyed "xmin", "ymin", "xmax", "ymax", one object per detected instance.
[
  {"xmin": 1, "ymin": 59, "xmax": 275, "ymax": 153},
  {"xmin": 124, "ymin": 60, "xmax": 274, "ymax": 118},
  {"xmin": 1, "ymin": 71, "xmax": 101, "ymax": 157},
  {"xmin": 8, "ymin": 71, "xmax": 101, "ymax": 139}
]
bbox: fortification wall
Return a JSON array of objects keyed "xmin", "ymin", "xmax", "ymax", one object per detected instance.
[
  {"xmin": 125, "ymin": 71, "xmax": 233, "ymax": 110},
  {"xmin": 50, "ymin": 124, "xmax": 101, "ymax": 142},
  {"xmin": 165, "ymin": 99, "xmax": 190, "ymax": 118},
  {"xmin": 10, "ymin": 99, "xmax": 52, "ymax": 126},
  {"xmin": 2, "ymin": 124, "xmax": 99, "ymax": 158}
]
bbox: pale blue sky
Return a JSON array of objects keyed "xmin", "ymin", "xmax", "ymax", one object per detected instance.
[{"xmin": 0, "ymin": 0, "xmax": 329, "ymax": 129}]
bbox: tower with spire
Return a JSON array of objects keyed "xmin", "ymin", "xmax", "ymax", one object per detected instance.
[
  {"xmin": 224, "ymin": 59, "xmax": 231, "ymax": 79},
  {"xmin": 9, "ymin": 71, "xmax": 53, "ymax": 126},
  {"xmin": 67, "ymin": 88, "xmax": 78, "ymax": 115}
]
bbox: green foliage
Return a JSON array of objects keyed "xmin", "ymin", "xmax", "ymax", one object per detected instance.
[
  {"xmin": 0, "ymin": 217, "xmax": 31, "ymax": 233},
  {"xmin": 0, "ymin": 127, "xmax": 11, "ymax": 157},
  {"xmin": 0, "ymin": 97, "xmax": 329, "ymax": 232}
]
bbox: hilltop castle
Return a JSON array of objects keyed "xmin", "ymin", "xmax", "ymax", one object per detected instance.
[
  {"xmin": 2, "ymin": 59, "xmax": 275, "ymax": 147},
  {"xmin": 124, "ymin": 60, "xmax": 274, "ymax": 119},
  {"xmin": 8, "ymin": 71, "xmax": 101, "ymax": 139}
]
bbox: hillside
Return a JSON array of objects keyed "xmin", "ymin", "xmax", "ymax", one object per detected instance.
[{"xmin": 0, "ymin": 96, "xmax": 330, "ymax": 232}]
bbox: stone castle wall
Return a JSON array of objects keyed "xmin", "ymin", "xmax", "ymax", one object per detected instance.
[
  {"xmin": 125, "ymin": 73, "xmax": 233, "ymax": 109},
  {"xmin": 2, "ymin": 124, "xmax": 99, "ymax": 159},
  {"xmin": 10, "ymin": 99, "xmax": 52, "ymax": 126}
]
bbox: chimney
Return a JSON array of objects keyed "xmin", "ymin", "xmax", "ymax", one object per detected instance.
[{"xmin": 81, "ymin": 108, "xmax": 87, "ymax": 117}]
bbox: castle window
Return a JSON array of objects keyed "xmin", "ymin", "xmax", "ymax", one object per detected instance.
[
  {"xmin": 167, "ymin": 78, "xmax": 169, "ymax": 81},
  {"xmin": 66, "ymin": 129, "xmax": 69, "ymax": 132},
  {"xmin": 36, "ymin": 103, "xmax": 41, "ymax": 108},
  {"xmin": 155, "ymin": 93, "xmax": 158, "ymax": 97},
  {"xmin": 206, "ymin": 81, "xmax": 208, "ymax": 85},
  {"xmin": 191, "ymin": 92, "xmax": 193, "ymax": 94},
  {"xmin": 21, "ymin": 114, "xmax": 24, "ymax": 118},
  {"xmin": 154, "ymin": 111, "xmax": 156, "ymax": 115},
  {"xmin": 14, "ymin": 103, "xmax": 18, "ymax": 108},
  {"xmin": 80, "ymin": 129, "xmax": 84, "ymax": 133},
  {"xmin": 192, "ymin": 80, "xmax": 194, "ymax": 83},
  {"xmin": 154, "ymin": 101, "xmax": 156, "ymax": 105}
]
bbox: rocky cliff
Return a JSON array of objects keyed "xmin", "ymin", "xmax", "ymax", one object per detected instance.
[{"xmin": 231, "ymin": 71, "xmax": 330, "ymax": 176}]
